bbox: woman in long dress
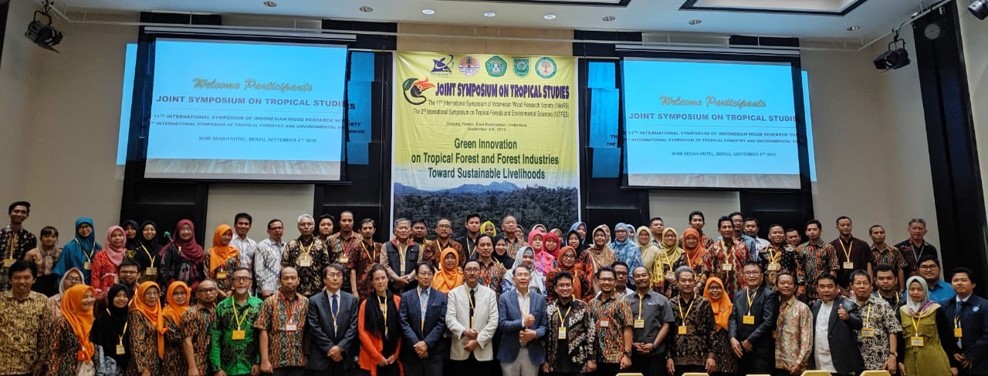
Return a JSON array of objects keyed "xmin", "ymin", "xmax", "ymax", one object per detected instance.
[{"xmin": 899, "ymin": 276, "xmax": 957, "ymax": 376}]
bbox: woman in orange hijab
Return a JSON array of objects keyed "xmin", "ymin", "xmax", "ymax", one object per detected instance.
[
  {"xmin": 208, "ymin": 224, "xmax": 240, "ymax": 297},
  {"xmin": 49, "ymin": 284, "xmax": 98, "ymax": 375},
  {"xmin": 702, "ymin": 277, "xmax": 737, "ymax": 375},
  {"xmin": 129, "ymin": 281, "xmax": 164, "ymax": 375},
  {"xmin": 432, "ymin": 247, "xmax": 464, "ymax": 293},
  {"xmin": 161, "ymin": 282, "xmax": 190, "ymax": 376}
]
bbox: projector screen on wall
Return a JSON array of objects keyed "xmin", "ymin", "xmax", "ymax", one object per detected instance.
[
  {"xmin": 622, "ymin": 58, "xmax": 802, "ymax": 189},
  {"xmin": 144, "ymin": 39, "xmax": 348, "ymax": 181}
]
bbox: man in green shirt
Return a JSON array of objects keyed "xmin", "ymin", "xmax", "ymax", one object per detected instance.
[{"xmin": 210, "ymin": 267, "xmax": 264, "ymax": 376}]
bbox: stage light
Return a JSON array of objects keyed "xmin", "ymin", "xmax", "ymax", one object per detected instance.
[
  {"xmin": 24, "ymin": 8, "xmax": 62, "ymax": 53},
  {"xmin": 874, "ymin": 32, "xmax": 910, "ymax": 71},
  {"xmin": 971, "ymin": 0, "xmax": 988, "ymax": 20}
]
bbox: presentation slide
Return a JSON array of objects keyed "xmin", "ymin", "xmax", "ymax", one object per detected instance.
[
  {"xmin": 145, "ymin": 39, "xmax": 347, "ymax": 181},
  {"xmin": 622, "ymin": 58, "xmax": 801, "ymax": 189}
]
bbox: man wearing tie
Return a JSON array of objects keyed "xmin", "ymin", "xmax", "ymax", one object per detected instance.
[
  {"xmin": 809, "ymin": 273, "xmax": 865, "ymax": 376},
  {"xmin": 497, "ymin": 264, "xmax": 548, "ymax": 376},
  {"xmin": 447, "ymin": 259, "xmax": 500, "ymax": 376},
  {"xmin": 943, "ymin": 267, "xmax": 988, "ymax": 376},
  {"xmin": 399, "ymin": 263, "xmax": 448, "ymax": 376},
  {"xmin": 729, "ymin": 261, "xmax": 778, "ymax": 374},
  {"xmin": 306, "ymin": 264, "xmax": 360, "ymax": 376}
]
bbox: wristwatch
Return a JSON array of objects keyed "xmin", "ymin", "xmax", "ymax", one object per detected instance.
[{"xmin": 624, "ymin": 350, "xmax": 633, "ymax": 358}]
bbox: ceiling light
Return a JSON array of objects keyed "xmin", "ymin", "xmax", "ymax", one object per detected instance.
[
  {"xmin": 602, "ymin": 15, "xmax": 616, "ymax": 22},
  {"xmin": 483, "ymin": 11, "xmax": 497, "ymax": 17},
  {"xmin": 359, "ymin": 6, "xmax": 373, "ymax": 13},
  {"xmin": 544, "ymin": 14, "xmax": 557, "ymax": 20},
  {"xmin": 873, "ymin": 32, "xmax": 910, "ymax": 71},
  {"xmin": 422, "ymin": 8, "xmax": 436, "ymax": 15},
  {"xmin": 689, "ymin": 19, "xmax": 702, "ymax": 25},
  {"xmin": 25, "ymin": 8, "xmax": 62, "ymax": 53},
  {"xmin": 263, "ymin": 1, "xmax": 277, "ymax": 7},
  {"xmin": 971, "ymin": 0, "xmax": 988, "ymax": 20},
  {"xmin": 847, "ymin": 25, "xmax": 860, "ymax": 31}
]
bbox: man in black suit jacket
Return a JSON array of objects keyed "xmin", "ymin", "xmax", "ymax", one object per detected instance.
[
  {"xmin": 809, "ymin": 273, "xmax": 864, "ymax": 376},
  {"xmin": 729, "ymin": 261, "xmax": 778, "ymax": 374},
  {"xmin": 943, "ymin": 267, "xmax": 988, "ymax": 376},
  {"xmin": 399, "ymin": 263, "xmax": 449, "ymax": 376},
  {"xmin": 386, "ymin": 218, "xmax": 420, "ymax": 293},
  {"xmin": 307, "ymin": 264, "xmax": 360, "ymax": 376}
]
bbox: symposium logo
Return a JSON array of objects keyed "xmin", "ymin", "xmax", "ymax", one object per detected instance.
[{"xmin": 401, "ymin": 77, "xmax": 435, "ymax": 105}]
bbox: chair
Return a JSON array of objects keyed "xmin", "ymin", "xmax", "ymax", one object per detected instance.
[
  {"xmin": 801, "ymin": 371, "xmax": 832, "ymax": 376},
  {"xmin": 860, "ymin": 371, "xmax": 892, "ymax": 376}
]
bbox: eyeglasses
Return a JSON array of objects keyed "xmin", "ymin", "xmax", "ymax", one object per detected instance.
[
  {"xmin": 742, "ymin": 271, "xmax": 761, "ymax": 275},
  {"xmin": 233, "ymin": 276, "xmax": 252, "ymax": 281},
  {"xmin": 919, "ymin": 264, "xmax": 939, "ymax": 270}
]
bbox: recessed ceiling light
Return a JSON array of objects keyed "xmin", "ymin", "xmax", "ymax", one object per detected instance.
[
  {"xmin": 422, "ymin": 8, "xmax": 436, "ymax": 15},
  {"xmin": 602, "ymin": 15, "xmax": 616, "ymax": 22},
  {"xmin": 359, "ymin": 6, "xmax": 373, "ymax": 12},
  {"xmin": 544, "ymin": 14, "xmax": 557, "ymax": 20},
  {"xmin": 847, "ymin": 25, "xmax": 861, "ymax": 31},
  {"xmin": 689, "ymin": 19, "xmax": 702, "ymax": 25},
  {"xmin": 263, "ymin": 1, "xmax": 277, "ymax": 7},
  {"xmin": 483, "ymin": 11, "xmax": 497, "ymax": 18}
]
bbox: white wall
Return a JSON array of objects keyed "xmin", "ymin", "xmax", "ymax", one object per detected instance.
[
  {"xmin": 648, "ymin": 191, "xmax": 739, "ymax": 233},
  {"xmin": 960, "ymin": 1, "xmax": 988, "ymax": 223},
  {"xmin": 0, "ymin": 0, "xmax": 40, "ymax": 203},
  {"xmin": 205, "ymin": 183, "xmax": 314, "ymax": 242}
]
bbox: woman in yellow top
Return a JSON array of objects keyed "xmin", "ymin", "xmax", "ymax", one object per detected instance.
[
  {"xmin": 652, "ymin": 228, "xmax": 685, "ymax": 297},
  {"xmin": 432, "ymin": 247, "xmax": 464, "ymax": 294},
  {"xmin": 207, "ymin": 224, "xmax": 240, "ymax": 297},
  {"xmin": 635, "ymin": 226, "xmax": 659, "ymax": 277},
  {"xmin": 899, "ymin": 276, "xmax": 957, "ymax": 376}
]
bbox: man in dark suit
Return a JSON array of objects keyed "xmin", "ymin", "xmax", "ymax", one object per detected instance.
[
  {"xmin": 809, "ymin": 273, "xmax": 864, "ymax": 376},
  {"xmin": 306, "ymin": 264, "xmax": 359, "ymax": 376},
  {"xmin": 385, "ymin": 218, "xmax": 420, "ymax": 293},
  {"xmin": 729, "ymin": 261, "xmax": 778, "ymax": 374},
  {"xmin": 399, "ymin": 263, "xmax": 449, "ymax": 376},
  {"xmin": 943, "ymin": 267, "xmax": 988, "ymax": 376},
  {"xmin": 497, "ymin": 264, "xmax": 548, "ymax": 376}
]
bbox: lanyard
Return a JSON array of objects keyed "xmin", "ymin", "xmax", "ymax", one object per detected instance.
[
  {"xmin": 279, "ymin": 291, "xmax": 301, "ymax": 323},
  {"xmin": 398, "ymin": 244, "xmax": 408, "ymax": 274},
  {"xmin": 863, "ymin": 302, "xmax": 873, "ymax": 329},
  {"xmin": 745, "ymin": 288, "xmax": 757, "ymax": 316},
  {"xmin": 79, "ymin": 239, "xmax": 96, "ymax": 262},
  {"xmin": 768, "ymin": 245, "xmax": 781, "ymax": 264},
  {"xmin": 839, "ymin": 238, "xmax": 852, "ymax": 262},
  {"xmin": 556, "ymin": 303, "xmax": 572, "ymax": 324},
  {"xmin": 722, "ymin": 240, "xmax": 734, "ymax": 266},
  {"xmin": 328, "ymin": 292, "xmax": 340, "ymax": 335},
  {"xmin": 377, "ymin": 295, "xmax": 389, "ymax": 337},
  {"xmin": 140, "ymin": 244, "xmax": 156, "ymax": 265},
  {"xmin": 678, "ymin": 296, "xmax": 696, "ymax": 321},
  {"xmin": 231, "ymin": 300, "xmax": 251, "ymax": 331},
  {"xmin": 912, "ymin": 243, "xmax": 925, "ymax": 264},
  {"xmin": 300, "ymin": 241, "xmax": 314, "ymax": 257},
  {"xmin": 107, "ymin": 309, "xmax": 129, "ymax": 345},
  {"xmin": 637, "ymin": 293, "xmax": 646, "ymax": 320},
  {"xmin": 361, "ymin": 242, "xmax": 375, "ymax": 262},
  {"xmin": 910, "ymin": 314, "xmax": 921, "ymax": 336}
]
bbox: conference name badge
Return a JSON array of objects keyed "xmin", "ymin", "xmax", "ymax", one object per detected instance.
[
  {"xmin": 722, "ymin": 263, "xmax": 733, "ymax": 272},
  {"xmin": 861, "ymin": 328, "xmax": 875, "ymax": 338},
  {"xmin": 216, "ymin": 271, "xmax": 227, "ymax": 280},
  {"xmin": 634, "ymin": 319, "xmax": 645, "ymax": 329},
  {"xmin": 339, "ymin": 256, "xmax": 349, "ymax": 264},
  {"xmin": 911, "ymin": 336, "xmax": 924, "ymax": 347},
  {"xmin": 768, "ymin": 262, "xmax": 780, "ymax": 272},
  {"xmin": 843, "ymin": 261, "xmax": 854, "ymax": 270},
  {"xmin": 83, "ymin": 261, "xmax": 92, "ymax": 270},
  {"xmin": 2, "ymin": 259, "xmax": 13, "ymax": 268},
  {"xmin": 743, "ymin": 315, "xmax": 755, "ymax": 325},
  {"xmin": 678, "ymin": 325, "xmax": 687, "ymax": 335},
  {"xmin": 285, "ymin": 323, "xmax": 298, "ymax": 332},
  {"xmin": 115, "ymin": 344, "xmax": 125, "ymax": 355},
  {"xmin": 145, "ymin": 267, "xmax": 157, "ymax": 276},
  {"xmin": 232, "ymin": 330, "xmax": 246, "ymax": 341},
  {"xmin": 599, "ymin": 318, "xmax": 610, "ymax": 328},
  {"xmin": 558, "ymin": 326, "xmax": 567, "ymax": 339},
  {"xmin": 955, "ymin": 328, "xmax": 964, "ymax": 338}
]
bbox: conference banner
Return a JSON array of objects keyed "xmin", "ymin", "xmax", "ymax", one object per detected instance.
[{"xmin": 392, "ymin": 52, "xmax": 579, "ymax": 231}]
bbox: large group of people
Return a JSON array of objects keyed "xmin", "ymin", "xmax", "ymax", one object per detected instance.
[{"xmin": 0, "ymin": 199, "xmax": 985, "ymax": 376}]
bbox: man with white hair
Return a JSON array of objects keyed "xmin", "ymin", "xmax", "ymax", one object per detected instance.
[{"xmin": 281, "ymin": 214, "xmax": 331, "ymax": 297}]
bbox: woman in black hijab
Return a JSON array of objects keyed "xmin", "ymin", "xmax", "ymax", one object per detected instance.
[{"xmin": 91, "ymin": 284, "xmax": 134, "ymax": 374}]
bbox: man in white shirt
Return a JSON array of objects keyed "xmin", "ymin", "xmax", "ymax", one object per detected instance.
[
  {"xmin": 254, "ymin": 219, "xmax": 286, "ymax": 299},
  {"xmin": 230, "ymin": 212, "xmax": 258, "ymax": 271},
  {"xmin": 447, "ymin": 259, "xmax": 499, "ymax": 376},
  {"xmin": 810, "ymin": 274, "xmax": 864, "ymax": 376}
]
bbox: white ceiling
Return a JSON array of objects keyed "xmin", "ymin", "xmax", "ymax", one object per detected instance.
[{"xmin": 52, "ymin": 0, "xmax": 931, "ymax": 41}]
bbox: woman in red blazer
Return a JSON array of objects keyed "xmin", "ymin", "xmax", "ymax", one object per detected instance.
[{"xmin": 358, "ymin": 264, "xmax": 403, "ymax": 376}]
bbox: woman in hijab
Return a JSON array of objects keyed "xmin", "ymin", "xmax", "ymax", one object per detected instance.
[
  {"xmin": 129, "ymin": 281, "xmax": 164, "ymax": 375},
  {"xmin": 544, "ymin": 231, "xmax": 562, "ymax": 259},
  {"xmin": 92, "ymin": 226, "xmax": 128, "ymax": 297},
  {"xmin": 122, "ymin": 220, "xmax": 141, "ymax": 250},
  {"xmin": 432, "ymin": 247, "xmax": 464, "ymax": 294},
  {"xmin": 565, "ymin": 228, "xmax": 585, "ymax": 256},
  {"xmin": 159, "ymin": 219, "xmax": 206, "ymax": 290},
  {"xmin": 207, "ymin": 224, "xmax": 240, "ymax": 297},
  {"xmin": 503, "ymin": 246, "xmax": 546, "ymax": 295},
  {"xmin": 635, "ymin": 226, "xmax": 659, "ymax": 274},
  {"xmin": 610, "ymin": 222, "xmax": 643, "ymax": 272},
  {"xmin": 578, "ymin": 225, "xmax": 616, "ymax": 297},
  {"xmin": 161, "ymin": 282, "xmax": 190, "ymax": 376},
  {"xmin": 481, "ymin": 220, "xmax": 498, "ymax": 238},
  {"xmin": 53, "ymin": 217, "xmax": 103, "ymax": 283},
  {"xmin": 703, "ymin": 277, "xmax": 738, "ymax": 375},
  {"xmin": 49, "ymin": 267, "xmax": 84, "ymax": 318},
  {"xmin": 653, "ymin": 228, "xmax": 686, "ymax": 297},
  {"xmin": 681, "ymin": 228, "xmax": 707, "ymax": 274},
  {"xmin": 529, "ymin": 230, "xmax": 556, "ymax": 276},
  {"xmin": 91, "ymin": 284, "xmax": 133, "ymax": 375},
  {"xmin": 568, "ymin": 222, "xmax": 588, "ymax": 246},
  {"xmin": 357, "ymin": 265, "xmax": 402, "ymax": 376},
  {"xmin": 545, "ymin": 246, "xmax": 590, "ymax": 302},
  {"xmin": 49, "ymin": 284, "xmax": 99, "ymax": 375},
  {"xmin": 133, "ymin": 221, "xmax": 162, "ymax": 283},
  {"xmin": 493, "ymin": 236, "xmax": 514, "ymax": 267},
  {"xmin": 900, "ymin": 276, "xmax": 957, "ymax": 376}
]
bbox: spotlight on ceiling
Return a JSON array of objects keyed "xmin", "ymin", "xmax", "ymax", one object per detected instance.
[
  {"xmin": 873, "ymin": 31, "xmax": 910, "ymax": 71},
  {"xmin": 25, "ymin": 7, "xmax": 62, "ymax": 53},
  {"xmin": 971, "ymin": 0, "xmax": 988, "ymax": 20}
]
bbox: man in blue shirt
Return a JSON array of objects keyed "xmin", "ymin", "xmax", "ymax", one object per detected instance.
[{"xmin": 915, "ymin": 255, "xmax": 955, "ymax": 303}]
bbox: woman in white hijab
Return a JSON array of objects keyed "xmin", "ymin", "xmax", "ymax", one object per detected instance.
[
  {"xmin": 501, "ymin": 246, "xmax": 546, "ymax": 295},
  {"xmin": 899, "ymin": 275, "xmax": 957, "ymax": 376}
]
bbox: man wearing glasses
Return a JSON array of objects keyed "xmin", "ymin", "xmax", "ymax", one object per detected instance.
[
  {"xmin": 917, "ymin": 255, "xmax": 955, "ymax": 303},
  {"xmin": 210, "ymin": 268, "xmax": 264, "ymax": 376},
  {"xmin": 183, "ymin": 279, "xmax": 219, "ymax": 376}
]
